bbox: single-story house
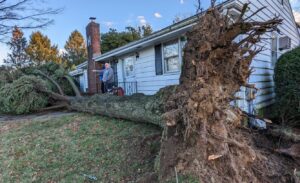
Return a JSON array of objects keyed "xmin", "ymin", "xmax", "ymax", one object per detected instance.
[
  {"xmin": 71, "ymin": 0, "xmax": 300, "ymax": 113},
  {"xmin": 69, "ymin": 61, "xmax": 88, "ymax": 92}
]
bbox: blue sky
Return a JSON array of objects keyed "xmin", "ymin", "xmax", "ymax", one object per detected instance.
[
  {"xmin": 0, "ymin": 0, "xmax": 299, "ymax": 64},
  {"xmin": 0, "ymin": 0, "xmax": 207, "ymax": 64}
]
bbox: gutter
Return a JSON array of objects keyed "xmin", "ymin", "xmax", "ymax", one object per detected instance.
[{"xmin": 94, "ymin": 23, "xmax": 197, "ymax": 62}]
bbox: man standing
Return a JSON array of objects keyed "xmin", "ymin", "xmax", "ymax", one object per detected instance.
[{"xmin": 102, "ymin": 63, "xmax": 114, "ymax": 93}]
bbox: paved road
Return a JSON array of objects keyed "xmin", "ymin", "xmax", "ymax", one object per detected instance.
[{"xmin": 0, "ymin": 111, "xmax": 77, "ymax": 123}]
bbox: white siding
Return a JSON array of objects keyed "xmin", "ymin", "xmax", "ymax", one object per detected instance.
[
  {"xmin": 116, "ymin": 0, "xmax": 300, "ymax": 111},
  {"xmin": 237, "ymin": 0, "xmax": 300, "ymax": 110},
  {"xmin": 83, "ymin": 70, "xmax": 88, "ymax": 92},
  {"xmin": 117, "ymin": 60, "xmax": 124, "ymax": 83},
  {"xmin": 77, "ymin": 69, "xmax": 88, "ymax": 93},
  {"xmin": 117, "ymin": 46, "xmax": 180, "ymax": 95}
]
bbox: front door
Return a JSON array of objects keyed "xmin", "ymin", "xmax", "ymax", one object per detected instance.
[{"xmin": 122, "ymin": 56, "xmax": 137, "ymax": 95}]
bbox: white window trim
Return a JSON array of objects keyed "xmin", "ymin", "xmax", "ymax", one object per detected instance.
[
  {"xmin": 161, "ymin": 37, "xmax": 182, "ymax": 75},
  {"xmin": 123, "ymin": 55, "xmax": 135, "ymax": 78}
]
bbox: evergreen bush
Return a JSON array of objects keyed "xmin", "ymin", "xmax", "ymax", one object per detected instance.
[{"xmin": 274, "ymin": 47, "xmax": 300, "ymax": 126}]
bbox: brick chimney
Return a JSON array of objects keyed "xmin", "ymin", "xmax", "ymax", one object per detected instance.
[{"xmin": 86, "ymin": 17, "xmax": 101, "ymax": 94}]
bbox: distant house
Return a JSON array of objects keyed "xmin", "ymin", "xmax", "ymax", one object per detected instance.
[{"xmin": 71, "ymin": 0, "xmax": 300, "ymax": 113}]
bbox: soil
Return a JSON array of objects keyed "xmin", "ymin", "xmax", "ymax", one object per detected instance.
[
  {"xmin": 248, "ymin": 128, "xmax": 299, "ymax": 183},
  {"xmin": 159, "ymin": 126, "xmax": 300, "ymax": 183},
  {"xmin": 121, "ymin": 133, "xmax": 162, "ymax": 182}
]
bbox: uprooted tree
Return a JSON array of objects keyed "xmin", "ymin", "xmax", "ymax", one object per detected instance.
[{"xmin": 1, "ymin": 2, "xmax": 299, "ymax": 182}]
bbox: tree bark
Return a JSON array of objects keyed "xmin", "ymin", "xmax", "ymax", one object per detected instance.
[
  {"xmin": 69, "ymin": 93, "xmax": 166, "ymax": 128},
  {"xmin": 35, "ymin": 69, "xmax": 65, "ymax": 96},
  {"xmin": 64, "ymin": 75, "xmax": 82, "ymax": 98}
]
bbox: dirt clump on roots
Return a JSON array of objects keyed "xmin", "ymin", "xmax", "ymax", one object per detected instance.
[{"xmin": 159, "ymin": 3, "xmax": 299, "ymax": 183}]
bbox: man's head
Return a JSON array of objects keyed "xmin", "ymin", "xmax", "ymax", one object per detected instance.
[{"xmin": 105, "ymin": 63, "xmax": 110, "ymax": 69}]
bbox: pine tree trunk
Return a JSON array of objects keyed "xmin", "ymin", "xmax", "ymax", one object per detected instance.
[{"xmin": 69, "ymin": 91, "xmax": 171, "ymax": 128}]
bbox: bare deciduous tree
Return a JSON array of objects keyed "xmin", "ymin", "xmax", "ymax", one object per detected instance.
[{"xmin": 0, "ymin": 0, "xmax": 62, "ymax": 41}]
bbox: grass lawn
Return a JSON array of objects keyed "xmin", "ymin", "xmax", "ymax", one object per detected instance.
[{"xmin": 0, "ymin": 113, "xmax": 161, "ymax": 182}]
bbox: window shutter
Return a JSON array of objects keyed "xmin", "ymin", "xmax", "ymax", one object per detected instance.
[{"xmin": 155, "ymin": 44, "xmax": 163, "ymax": 75}]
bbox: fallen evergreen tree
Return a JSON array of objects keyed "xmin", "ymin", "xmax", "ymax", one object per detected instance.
[
  {"xmin": 1, "ymin": 3, "xmax": 300, "ymax": 182},
  {"xmin": 0, "ymin": 62, "xmax": 76, "ymax": 114},
  {"xmin": 0, "ymin": 75, "xmax": 49, "ymax": 114}
]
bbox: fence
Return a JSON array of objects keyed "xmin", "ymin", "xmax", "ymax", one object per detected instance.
[
  {"xmin": 96, "ymin": 82, "xmax": 138, "ymax": 95},
  {"xmin": 116, "ymin": 82, "xmax": 137, "ymax": 96}
]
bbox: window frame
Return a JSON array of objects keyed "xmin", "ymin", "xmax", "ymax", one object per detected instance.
[
  {"xmin": 123, "ymin": 55, "xmax": 135, "ymax": 78},
  {"xmin": 162, "ymin": 38, "xmax": 182, "ymax": 74}
]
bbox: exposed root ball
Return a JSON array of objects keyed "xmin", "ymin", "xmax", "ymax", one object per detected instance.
[{"xmin": 159, "ymin": 4, "xmax": 289, "ymax": 183}]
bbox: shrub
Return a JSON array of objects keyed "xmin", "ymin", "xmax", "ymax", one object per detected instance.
[
  {"xmin": 274, "ymin": 47, "xmax": 300, "ymax": 126},
  {"xmin": 0, "ymin": 75, "xmax": 49, "ymax": 114}
]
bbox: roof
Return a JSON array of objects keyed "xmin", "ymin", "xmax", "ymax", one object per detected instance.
[
  {"xmin": 94, "ymin": 0, "xmax": 237, "ymax": 62},
  {"xmin": 75, "ymin": 61, "xmax": 87, "ymax": 69},
  {"xmin": 69, "ymin": 61, "xmax": 88, "ymax": 76}
]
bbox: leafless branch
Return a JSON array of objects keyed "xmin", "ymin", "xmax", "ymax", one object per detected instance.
[
  {"xmin": 0, "ymin": 0, "xmax": 63, "ymax": 39},
  {"xmin": 243, "ymin": 6, "xmax": 266, "ymax": 21},
  {"xmin": 195, "ymin": 0, "xmax": 203, "ymax": 14},
  {"xmin": 211, "ymin": 0, "xmax": 217, "ymax": 7}
]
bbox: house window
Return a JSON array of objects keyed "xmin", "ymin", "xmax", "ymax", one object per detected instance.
[
  {"xmin": 163, "ymin": 39, "xmax": 180, "ymax": 72},
  {"xmin": 124, "ymin": 56, "xmax": 134, "ymax": 77}
]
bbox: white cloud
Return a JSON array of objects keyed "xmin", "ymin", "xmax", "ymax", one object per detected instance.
[
  {"xmin": 180, "ymin": 0, "xmax": 184, "ymax": 4},
  {"xmin": 137, "ymin": 16, "xmax": 147, "ymax": 26},
  {"xmin": 293, "ymin": 10, "xmax": 300, "ymax": 23},
  {"xmin": 154, "ymin": 12, "xmax": 162, "ymax": 18}
]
